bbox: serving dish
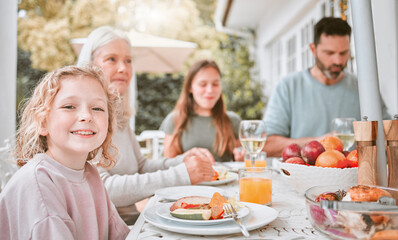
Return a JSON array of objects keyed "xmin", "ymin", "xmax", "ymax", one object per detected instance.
[
  {"xmin": 305, "ymin": 185, "xmax": 398, "ymax": 239},
  {"xmin": 275, "ymin": 160, "xmax": 358, "ymax": 194}
]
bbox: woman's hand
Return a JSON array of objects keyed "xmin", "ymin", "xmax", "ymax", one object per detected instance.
[{"xmin": 183, "ymin": 154, "xmax": 214, "ymax": 185}]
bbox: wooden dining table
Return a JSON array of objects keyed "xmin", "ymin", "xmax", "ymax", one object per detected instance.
[{"xmin": 126, "ymin": 161, "xmax": 330, "ymax": 239}]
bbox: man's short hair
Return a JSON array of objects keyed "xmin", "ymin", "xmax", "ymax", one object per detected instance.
[{"xmin": 314, "ymin": 17, "xmax": 351, "ymax": 46}]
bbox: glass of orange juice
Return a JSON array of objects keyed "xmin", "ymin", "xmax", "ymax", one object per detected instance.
[
  {"xmin": 244, "ymin": 152, "xmax": 267, "ymax": 167},
  {"xmin": 239, "ymin": 167, "xmax": 272, "ymax": 205}
]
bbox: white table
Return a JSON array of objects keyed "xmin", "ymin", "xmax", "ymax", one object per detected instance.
[{"xmin": 127, "ymin": 162, "xmax": 329, "ymax": 240}]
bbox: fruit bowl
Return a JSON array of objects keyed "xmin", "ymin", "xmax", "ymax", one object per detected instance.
[
  {"xmin": 275, "ymin": 160, "xmax": 358, "ymax": 194},
  {"xmin": 305, "ymin": 185, "xmax": 398, "ymax": 240}
]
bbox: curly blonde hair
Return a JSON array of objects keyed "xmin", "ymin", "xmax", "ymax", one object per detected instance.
[{"xmin": 15, "ymin": 65, "xmax": 118, "ymax": 169}]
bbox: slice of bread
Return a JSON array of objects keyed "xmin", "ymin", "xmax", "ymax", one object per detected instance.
[{"xmin": 169, "ymin": 196, "xmax": 211, "ymax": 211}]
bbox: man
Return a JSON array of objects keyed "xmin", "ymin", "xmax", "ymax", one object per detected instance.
[{"xmin": 263, "ymin": 17, "xmax": 390, "ymax": 157}]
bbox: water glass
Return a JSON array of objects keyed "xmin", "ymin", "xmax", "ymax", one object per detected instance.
[{"xmin": 332, "ymin": 118, "xmax": 356, "ymax": 151}]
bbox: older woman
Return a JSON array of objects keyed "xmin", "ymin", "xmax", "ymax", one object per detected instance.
[{"xmin": 77, "ymin": 26, "xmax": 214, "ymax": 224}]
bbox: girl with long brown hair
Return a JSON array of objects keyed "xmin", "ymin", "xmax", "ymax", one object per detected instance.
[{"xmin": 161, "ymin": 60, "xmax": 242, "ymax": 162}]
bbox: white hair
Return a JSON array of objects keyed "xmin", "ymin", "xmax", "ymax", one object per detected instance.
[
  {"xmin": 77, "ymin": 26, "xmax": 135, "ymax": 127},
  {"xmin": 77, "ymin": 26, "xmax": 132, "ymax": 66}
]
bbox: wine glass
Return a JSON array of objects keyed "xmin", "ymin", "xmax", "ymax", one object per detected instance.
[
  {"xmin": 332, "ymin": 118, "xmax": 355, "ymax": 151},
  {"xmin": 239, "ymin": 120, "xmax": 267, "ymax": 167}
]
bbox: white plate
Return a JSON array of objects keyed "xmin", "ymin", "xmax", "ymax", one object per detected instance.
[
  {"xmin": 198, "ymin": 172, "xmax": 238, "ymax": 186},
  {"xmin": 154, "ymin": 186, "xmax": 225, "ymax": 201},
  {"xmin": 156, "ymin": 202, "xmax": 250, "ymax": 226},
  {"xmin": 222, "ymin": 161, "xmax": 245, "ymax": 173},
  {"xmin": 143, "ymin": 202, "xmax": 278, "ymax": 236}
]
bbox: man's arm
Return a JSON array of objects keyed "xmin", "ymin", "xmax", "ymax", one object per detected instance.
[{"xmin": 264, "ymin": 134, "xmax": 328, "ymax": 157}]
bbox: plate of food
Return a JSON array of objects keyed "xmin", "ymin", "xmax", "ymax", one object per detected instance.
[
  {"xmin": 156, "ymin": 194, "xmax": 250, "ymax": 226},
  {"xmin": 144, "ymin": 202, "xmax": 278, "ymax": 236},
  {"xmin": 155, "ymin": 186, "xmax": 226, "ymax": 201},
  {"xmin": 198, "ymin": 165, "xmax": 238, "ymax": 186}
]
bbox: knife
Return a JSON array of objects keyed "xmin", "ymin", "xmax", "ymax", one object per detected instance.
[{"xmin": 321, "ymin": 200, "xmax": 398, "ymax": 212}]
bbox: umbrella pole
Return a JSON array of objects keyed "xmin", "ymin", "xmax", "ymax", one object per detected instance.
[{"xmin": 350, "ymin": 0, "xmax": 387, "ymax": 186}]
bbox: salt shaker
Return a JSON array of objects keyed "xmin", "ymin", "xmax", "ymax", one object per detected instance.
[
  {"xmin": 383, "ymin": 114, "xmax": 398, "ymax": 188},
  {"xmin": 353, "ymin": 116, "xmax": 378, "ymax": 185}
]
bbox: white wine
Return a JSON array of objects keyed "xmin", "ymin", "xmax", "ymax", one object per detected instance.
[
  {"xmin": 240, "ymin": 138, "xmax": 266, "ymax": 153},
  {"xmin": 335, "ymin": 133, "xmax": 355, "ymax": 150}
]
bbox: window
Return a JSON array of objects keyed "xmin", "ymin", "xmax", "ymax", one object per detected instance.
[
  {"xmin": 286, "ymin": 35, "xmax": 297, "ymax": 73},
  {"xmin": 301, "ymin": 22, "xmax": 314, "ymax": 69},
  {"xmin": 271, "ymin": 41, "xmax": 282, "ymax": 85}
]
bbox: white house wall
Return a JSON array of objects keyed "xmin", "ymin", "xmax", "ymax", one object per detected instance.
[
  {"xmin": 254, "ymin": 0, "xmax": 397, "ymax": 117},
  {"xmin": 256, "ymin": 0, "xmax": 318, "ymax": 97},
  {"xmin": 372, "ymin": 0, "xmax": 398, "ymax": 116},
  {"xmin": 0, "ymin": 0, "xmax": 17, "ymax": 145}
]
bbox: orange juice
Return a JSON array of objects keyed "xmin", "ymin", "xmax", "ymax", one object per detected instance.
[
  {"xmin": 244, "ymin": 159, "xmax": 266, "ymax": 167},
  {"xmin": 239, "ymin": 177, "xmax": 272, "ymax": 205}
]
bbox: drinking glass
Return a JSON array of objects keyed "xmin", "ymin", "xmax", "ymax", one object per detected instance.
[
  {"xmin": 239, "ymin": 168, "xmax": 272, "ymax": 205},
  {"xmin": 332, "ymin": 118, "xmax": 356, "ymax": 151},
  {"xmin": 239, "ymin": 120, "xmax": 267, "ymax": 167},
  {"xmin": 244, "ymin": 152, "xmax": 267, "ymax": 167}
]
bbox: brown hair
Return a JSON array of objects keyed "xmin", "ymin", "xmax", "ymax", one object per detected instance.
[
  {"xmin": 169, "ymin": 60, "xmax": 236, "ymax": 157},
  {"xmin": 15, "ymin": 65, "xmax": 118, "ymax": 169}
]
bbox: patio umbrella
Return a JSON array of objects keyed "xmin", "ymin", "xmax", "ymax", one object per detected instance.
[
  {"xmin": 127, "ymin": 30, "xmax": 197, "ymax": 73},
  {"xmin": 70, "ymin": 30, "xmax": 197, "ymax": 73}
]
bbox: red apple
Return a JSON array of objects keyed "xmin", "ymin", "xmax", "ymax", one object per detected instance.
[
  {"xmin": 301, "ymin": 141, "xmax": 325, "ymax": 165},
  {"xmin": 282, "ymin": 143, "xmax": 301, "ymax": 161},
  {"xmin": 285, "ymin": 157, "xmax": 306, "ymax": 165}
]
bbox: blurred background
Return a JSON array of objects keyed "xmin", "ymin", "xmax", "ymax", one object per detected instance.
[
  {"xmin": 1, "ymin": 0, "xmax": 397, "ymax": 150},
  {"xmin": 13, "ymin": 0, "xmax": 264, "ymax": 136}
]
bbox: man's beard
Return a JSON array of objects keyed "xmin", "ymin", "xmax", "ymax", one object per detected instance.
[{"xmin": 315, "ymin": 56, "xmax": 346, "ymax": 79}]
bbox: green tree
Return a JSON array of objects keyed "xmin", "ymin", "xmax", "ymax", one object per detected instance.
[{"xmin": 17, "ymin": 0, "xmax": 265, "ymax": 134}]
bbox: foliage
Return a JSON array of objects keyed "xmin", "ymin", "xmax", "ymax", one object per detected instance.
[
  {"xmin": 18, "ymin": 0, "xmax": 116, "ymax": 71},
  {"xmin": 135, "ymin": 73, "xmax": 184, "ymax": 133},
  {"xmin": 218, "ymin": 36, "xmax": 266, "ymax": 120},
  {"xmin": 17, "ymin": 0, "xmax": 266, "ymax": 134},
  {"xmin": 16, "ymin": 49, "xmax": 47, "ymax": 123}
]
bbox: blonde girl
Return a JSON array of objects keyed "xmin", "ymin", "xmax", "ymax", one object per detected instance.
[
  {"xmin": 0, "ymin": 65, "xmax": 129, "ymax": 239},
  {"xmin": 77, "ymin": 26, "xmax": 215, "ymax": 225}
]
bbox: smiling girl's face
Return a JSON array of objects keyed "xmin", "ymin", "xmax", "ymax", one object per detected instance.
[
  {"xmin": 41, "ymin": 76, "xmax": 109, "ymax": 169},
  {"xmin": 190, "ymin": 67, "xmax": 222, "ymax": 116},
  {"xmin": 92, "ymin": 38, "xmax": 133, "ymax": 94}
]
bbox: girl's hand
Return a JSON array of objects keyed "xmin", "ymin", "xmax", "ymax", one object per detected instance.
[{"xmin": 184, "ymin": 147, "xmax": 215, "ymax": 164}]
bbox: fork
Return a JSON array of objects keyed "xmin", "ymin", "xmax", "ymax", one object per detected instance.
[{"xmin": 223, "ymin": 203, "xmax": 250, "ymax": 238}]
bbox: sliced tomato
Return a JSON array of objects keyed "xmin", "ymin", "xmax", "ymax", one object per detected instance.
[
  {"xmin": 181, "ymin": 203, "xmax": 201, "ymax": 209},
  {"xmin": 210, "ymin": 205, "xmax": 224, "ymax": 220}
]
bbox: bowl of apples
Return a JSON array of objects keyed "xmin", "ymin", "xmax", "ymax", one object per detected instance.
[{"xmin": 275, "ymin": 136, "xmax": 358, "ymax": 194}]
